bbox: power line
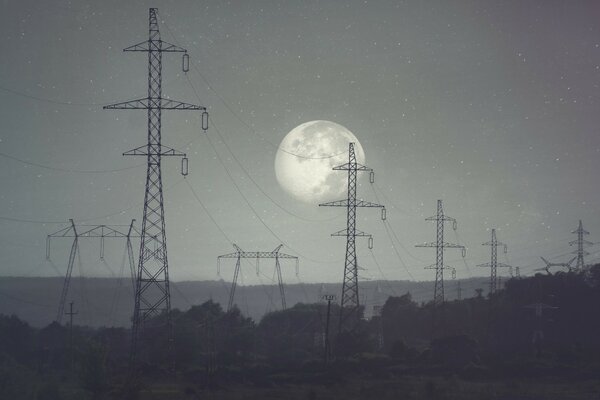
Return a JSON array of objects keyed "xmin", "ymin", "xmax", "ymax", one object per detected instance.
[
  {"xmin": 0, "ymin": 151, "xmax": 144, "ymax": 174},
  {"xmin": 162, "ymin": 20, "xmax": 345, "ymax": 161},
  {"xmin": 207, "ymin": 115, "xmax": 341, "ymax": 223}
]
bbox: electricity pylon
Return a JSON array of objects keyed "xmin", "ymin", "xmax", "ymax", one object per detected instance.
[
  {"xmin": 536, "ymin": 256, "xmax": 577, "ymax": 275},
  {"xmin": 104, "ymin": 8, "xmax": 208, "ymax": 366},
  {"xmin": 478, "ymin": 229, "xmax": 511, "ymax": 296},
  {"xmin": 46, "ymin": 220, "xmax": 139, "ymax": 323},
  {"xmin": 416, "ymin": 200, "xmax": 465, "ymax": 307},
  {"xmin": 319, "ymin": 142, "xmax": 385, "ymax": 334},
  {"xmin": 570, "ymin": 220, "xmax": 591, "ymax": 270},
  {"xmin": 217, "ymin": 244, "xmax": 299, "ymax": 311}
]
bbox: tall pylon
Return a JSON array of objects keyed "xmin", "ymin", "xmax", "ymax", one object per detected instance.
[
  {"xmin": 320, "ymin": 142, "xmax": 385, "ymax": 333},
  {"xmin": 104, "ymin": 8, "xmax": 208, "ymax": 366},
  {"xmin": 478, "ymin": 229, "xmax": 511, "ymax": 296},
  {"xmin": 416, "ymin": 200, "xmax": 465, "ymax": 307},
  {"xmin": 570, "ymin": 220, "xmax": 591, "ymax": 270}
]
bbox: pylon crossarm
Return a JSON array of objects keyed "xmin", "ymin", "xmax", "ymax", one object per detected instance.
[
  {"xmin": 47, "ymin": 220, "xmax": 77, "ymax": 238},
  {"xmin": 160, "ymin": 99, "xmax": 206, "ymax": 110},
  {"xmin": 570, "ymin": 239, "xmax": 593, "ymax": 246},
  {"xmin": 124, "ymin": 39, "xmax": 186, "ymax": 53},
  {"xmin": 105, "ymin": 98, "xmax": 205, "ymax": 111},
  {"xmin": 123, "ymin": 145, "xmax": 186, "ymax": 157},
  {"xmin": 444, "ymin": 242, "xmax": 465, "ymax": 249},
  {"xmin": 332, "ymin": 162, "xmax": 372, "ymax": 171},
  {"xmin": 104, "ymin": 98, "xmax": 149, "ymax": 109},
  {"xmin": 218, "ymin": 253, "xmax": 241, "ymax": 259},
  {"xmin": 355, "ymin": 200, "xmax": 384, "ymax": 208},
  {"xmin": 319, "ymin": 199, "xmax": 348, "ymax": 207},
  {"xmin": 123, "ymin": 41, "xmax": 151, "ymax": 52},
  {"xmin": 274, "ymin": 254, "xmax": 297, "ymax": 259},
  {"xmin": 425, "ymin": 215, "xmax": 456, "ymax": 223},
  {"xmin": 331, "ymin": 228, "xmax": 370, "ymax": 237}
]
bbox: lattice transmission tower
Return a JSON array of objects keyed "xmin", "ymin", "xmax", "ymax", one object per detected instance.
[
  {"xmin": 478, "ymin": 228, "xmax": 511, "ymax": 296},
  {"xmin": 320, "ymin": 142, "xmax": 385, "ymax": 333},
  {"xmin": 46, "ymin": 220, "xmax": 139, "ymax": 323},
  {"xmin": 416, "ymin": 200, "xmax": 465, "ymax": 307},
  {"xmin": 104, "ymin": 8, "xmax": 208, "ymax": 365},
  {"xmin": 570, "ymin": 220, "xmax": 591, "ymax": 270},
  {"xmin": 217, "ymin": 244, "xmax": 299, "ymax": 312}
]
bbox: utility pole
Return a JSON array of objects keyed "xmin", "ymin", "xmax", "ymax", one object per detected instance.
[
  {"xmin": 104, "ymin": 8, "xmax": 208, "ymax": 367},
  {"xmin": 217, "ymin": 244, "xmax": 299, "ymax": 311},
  {"xmin": 320, "ymin": 142, "xmax": 385, "ymax": 334},
  {"xmin": 478, "ymin": 229, "xmax": 511, "ymax": 296},
  {"xmin": 570, "ymin": 220, "xmax": 591, "ymax": 271},
  {"xmin": 65, "ymin": 301, "xmax": 77, "ymax": 372},
  {"xmin": 322, "ymin": 294, "xmax": 336, "ymax": 363},
  {"xmin": 416, "ymin": 200, "xmax": 465, "ymax": 307}
]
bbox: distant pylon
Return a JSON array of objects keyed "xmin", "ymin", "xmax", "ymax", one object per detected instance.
[
  {"xmin": 320, "ymin": 142, "xmax": 385, "ymax": 334},
  {"xmin": 46, "ymin": 220, "xmax": 139, "ymax": 324},
  {"xmin": 570, "ymin": 220, "xmax": 591, "ymax": 270},
  {"xmin": 416, "ymin": 200, "xmax": 465, "ymax": 307},
  {"xmin": 478, "ymin": 229, "xmax": 511, "ymax": 296},
  {"xmin": 536, "ymin": 256, "xmax": 576, "ymax": 275},
  {"xmin": 104, "ymin": 8, "xmax": 208, "ymax": 367},
  {"xmin": 217, "ymin": 244, "xmax": 299, "ymax": 311}
]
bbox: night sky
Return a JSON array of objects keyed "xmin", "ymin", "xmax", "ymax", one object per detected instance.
[{"xmin": 1, "ymin": 0, "xmax": 599, "ymax": 287}]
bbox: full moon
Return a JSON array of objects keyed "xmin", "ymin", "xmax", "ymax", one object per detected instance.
[{"xmin": 275, "ymin": 120, "xmax": 366, "ymax": 204}]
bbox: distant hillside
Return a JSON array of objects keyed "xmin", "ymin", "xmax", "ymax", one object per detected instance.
[{"xmin": 0, "ymin": 276, "xmax": 488, "ymax": 327}]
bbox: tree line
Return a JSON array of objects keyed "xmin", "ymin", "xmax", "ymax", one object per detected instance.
[{"xmin": 1, "ymin": 264, "xmax": 600, "ymax": 399}]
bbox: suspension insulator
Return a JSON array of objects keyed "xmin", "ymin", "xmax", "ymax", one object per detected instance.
[
  {"xmin": 201, "ymin": 111, "xmax": 209, "ymax": 131},
  {"xmin": 256, "ymin": 257, "xmax": 260, "ymax": 276},
  {"xmin": 100, "ymin": 236, "xmax": 105, "ymax": 260},
  {"xmin": 504, "ymin": 245, "xmax": 508, "ymax": 254},
  {"xmin": 181, "ymin": 157, "xmax": 189, "ymax": 176},
  {"xmin": 370, "ymin": 171, "xmax": 375, "ymax": 183},
  {"xmin": 462, "ymin": 248, "xmax": 466, "ymax": 258},
  {"xmin": 368, "ymin": 236, "xmax": 374, "ymax": 249},
  {"xmin": 452, "ymin": 269, "xmax": 456, "ymax": 279},
  {"xmin": 381, "ymin": 207, "xmax": 386, "ymax": 221},
  {"xmin": 453, "ymin": 221, "xmax": 457, "ymax": 230},
  {"xmin": 182, "ymin": 52, "xmax": 189, "ymax": 73}
]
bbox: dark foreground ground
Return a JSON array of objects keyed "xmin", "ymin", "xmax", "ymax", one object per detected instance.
[{"xmin": 49, "ymin": 375, "xmax": 600, "ymax": 400}]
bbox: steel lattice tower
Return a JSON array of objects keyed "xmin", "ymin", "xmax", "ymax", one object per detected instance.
[
  {"xmin": 478, "ymin": 229, "xmax": 511, "ymax": 295},
  {"xmin": 416, "ymin": 200, "xmax": 465, "ymax": 307},
  {"xmin": 320, "ymin": 143, "xmax": 385, "ymax": 333},
  {"xmin": 46, "ymin": 220, "xmax": 139, "ymax": 324},
  {"xmin": 217, "ymin": 244, "xmax": 299, "ymax": 312},
  {"xmin": 570, "ymin": 220, "xmax": 591, "ymax": 270},
  {"xmin": 104, "ymin": 8, "xmax": 207, "ymax": 365}
]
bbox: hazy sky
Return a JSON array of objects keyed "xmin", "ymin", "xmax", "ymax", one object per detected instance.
[{"xmin": 1, "ymin": 0, "xmax": 599, "ymax": 287}]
